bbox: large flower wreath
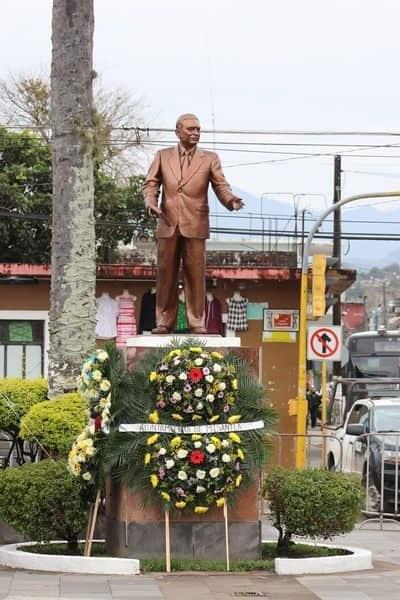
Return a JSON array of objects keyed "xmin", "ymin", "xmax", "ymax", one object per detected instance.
[{"xmin": 68, "ymin": 348, "xmax": 111, "ymax": 484}]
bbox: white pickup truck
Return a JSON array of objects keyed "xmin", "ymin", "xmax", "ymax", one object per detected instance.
[{"xmin": 325, "ymin": 396, "xmax": 400, "ymax": 513}]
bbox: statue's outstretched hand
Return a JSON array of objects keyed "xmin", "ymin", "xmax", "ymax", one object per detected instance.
[{"xmin": 232, "ymin": 198, "xmax": 245, "ymax": 211}]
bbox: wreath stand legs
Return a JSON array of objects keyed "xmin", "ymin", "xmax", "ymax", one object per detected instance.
[
  {"xmin": 223, "ymin": 499, "xmax": 230, "ymax": 572},
  {"xmin": 84, "ymin": 489, "xmax": 101, "ymax": 557},
  {"xmin": 165, "ymin": 509, "xmax": 171, "ymax": 572}
]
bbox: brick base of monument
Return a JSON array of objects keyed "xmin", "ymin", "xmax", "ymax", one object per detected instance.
[
  {"xmin": 105, "ymin": 480, "xmax": 261, "ymax": 560},
  {"xmin": 105, "ymin": 341, "xmax": 262, "ymax": 560}
]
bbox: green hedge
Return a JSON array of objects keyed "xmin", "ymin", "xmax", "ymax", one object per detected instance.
[
  {"xmin": 0, "ymin": 459, "xmax": 87, "ymax": 550},
  {"xmin": 0, "ymin": 378, "xmax": 48, "ymax": 433},
  {"xmin": 20, "ymin": 392, "xmax": 87, "ymax": 457},
  {"xmin": 264, "ymin": 467, "xmax": 362, "ymax": 556}
]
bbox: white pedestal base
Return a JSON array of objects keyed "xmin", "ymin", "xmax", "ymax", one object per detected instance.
[{"xmin": 126, "ymin": 335, "xmax": 241, "ymax": 348}]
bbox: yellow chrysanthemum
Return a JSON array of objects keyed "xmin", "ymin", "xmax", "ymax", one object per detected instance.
[
  {"xmin": 144, "ymin": 452, "xmax": 151, "ymax": 465},
  {"xmin": 168, "ymin": 349, "xmax": 182, "ymax": 359},
  {"xmin": 189, "ymin": 347, "xmax": 202, "ymax": 353},
  {"xmin": 170, "ymin": 436, "xmax": 182, "ymax": 448},
  {"xmin": 194, "ymin": 506, "xmax": 209, "ymax": 514},
  {"xmin": 192, "ymin": 415, "xmax": 202, "ymax": 421},
  {"xmin": 150, "ymin": 474, "xmax": 159, "ymax": 488},
  {"xmin": 216, "ymin": 497, "xmax": 225, "ymax": 508},
  {"xmin": 147, "ymin": 433, "xmax": 159, "ymax": 445},
  {"xmin": 211, "ymin": 351, "xmax": 223, "ymax": 359},
  {"xmin": 175, "ymin": 501, "xmax": 187, "ymax": 509},
  {"xmin": 149, "ymin": 410, "xmax": 159, "ymax": 424},
  {"xmin": 227, "ymin": 415, "xmax": 241, "ymax": 424},
  {"xmin": 209, "ymin": 415, "xmax": 220, "ymax": 423},
  {"xmin": 228, "ymin": 432, "xmax": 241, "ymax": 444},
  {"xmin": 235, "ymin": 474, "xmax": 242, "ymax": 488},
  {"xmin": 231, "ymin": 378, "xmax": 238, "ymax": 390},
  {"xmin": 237, "ymin": 448, "xmax": 245, "ymax": 460},
  {"xmin": 210, "ymin": 436, "xmax": 221, "ymax": 449},
  {"xmin": 191, "ymin": 434, "xmax": 202, "ymax": 441},
  {"xmin": 172, "ymin": 413, "xmax": 183, "ymax": 421},
  {"xmin": 149, "ymin": 371, "xmax": 157, "ymax": 382},
  {"xmin": 161, "ymin": 492, "xmax": 170, "ymax": 502}
]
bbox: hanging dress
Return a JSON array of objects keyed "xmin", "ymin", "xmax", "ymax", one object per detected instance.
[
  {"xmin": 95, "ymin": 294, "xmax": 118, "ymax": 339},
  {"xmin": 116, "ymin": 294, "xmax": 137, "ymax": 348},
  {"xmin": 226, "ymin": 296, "xmax": 248, "ymax": 332},
  {"xmin": 205, "ymin": 296, "xmax": 223, "ymax": 334}
]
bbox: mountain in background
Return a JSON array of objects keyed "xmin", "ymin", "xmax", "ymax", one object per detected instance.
[{"xmin": 209, "ymin": 188, "xmax": 400, "ymax": 269}]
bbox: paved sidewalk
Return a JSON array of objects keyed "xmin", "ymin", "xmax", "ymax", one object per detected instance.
[{"xmin": 0, "ymin": 520, "xmax": 400, "ymax": 599}]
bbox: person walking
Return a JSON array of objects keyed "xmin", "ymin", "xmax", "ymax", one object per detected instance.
[{"xmin": 143, "ymin": 113, "xmax": 244, "ymax": 334}]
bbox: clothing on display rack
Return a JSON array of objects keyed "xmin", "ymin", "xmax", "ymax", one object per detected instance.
[
  {"xmin": 205, "ymin": 293, "xmax": 223, "ymax": 335},
  {"xmin": 138, "ymin": 288, "xmax": 156, "ymax": 333},
  {"xmin": 95, "ymin": 292, "xmax": 118, "ymax": 339},
  {"xmin": 175, "ymin": 290, "xmax": 189, "ymax": 333},
  {"xmin": 116, "ymin": 290, "xmax": 137, "ymax": 348},
  {"xmin": 226, "ymin": 292, "xmax": 248, "ymax": 332}
]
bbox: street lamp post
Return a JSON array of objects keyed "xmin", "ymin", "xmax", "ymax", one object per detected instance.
[{"xmin": 296, "ymin": 191, "xmax": 400, "ymax": 468}]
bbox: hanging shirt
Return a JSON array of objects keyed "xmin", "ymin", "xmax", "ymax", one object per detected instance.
[
  {"xmin": 95, "ymin": 294, "xmax": 118, "ymax": 338},
  {"xmin": 138, "ymin": 290, "xmax": 156, "ymax": 333}
]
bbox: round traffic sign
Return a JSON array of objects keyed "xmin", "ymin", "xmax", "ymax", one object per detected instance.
[{"xmin": 310, "ymin": 327, "xmax": 339, "ymax": 358}]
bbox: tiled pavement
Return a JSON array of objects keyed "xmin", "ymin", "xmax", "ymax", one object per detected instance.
[{"xmin": 1, "ymin": 523, "xmax": 400, "ymax": 599}]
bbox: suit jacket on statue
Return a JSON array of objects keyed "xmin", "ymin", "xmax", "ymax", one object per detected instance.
[{"xmin": 143, "ymin": 145, "xmax": 237, "ymax": 239}]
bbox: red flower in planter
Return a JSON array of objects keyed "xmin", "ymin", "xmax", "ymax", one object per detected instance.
[
  {"xmin": 189, "ymin": 450, "xmax": 206, "ymax": 465},
  {"xmin": 188, "ymin": 368, "xmax": 204, "ymax": 383}
]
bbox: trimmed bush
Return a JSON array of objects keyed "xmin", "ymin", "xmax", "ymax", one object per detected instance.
[
  {"xmin": 263, "ymin": 467, "xmax": 362, "ymax": 556},
  {"xmin": 0, "ymin": 378, "xmax": 48, "ymax": 433},
  {"xmin": 20, "ymin": 393, "xmax": 87, "ymax": 457},
  {"xmin": 0, "ymin": 459, "xmax": 87, "ymax": 551}
]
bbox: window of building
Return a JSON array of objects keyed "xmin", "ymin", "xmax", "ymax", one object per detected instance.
[{"xmin": 0, "ymin": 320, "xmax": 44, "ymax": 378}]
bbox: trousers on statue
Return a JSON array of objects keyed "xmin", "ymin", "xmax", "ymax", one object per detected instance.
[{"xmin": 156, "ymin": 228, "xmax": 205, "ymax": 331}]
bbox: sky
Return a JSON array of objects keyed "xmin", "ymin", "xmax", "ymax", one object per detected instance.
[{"xmin": 2, "ymin": 0, "xmax": 400, "ymax": 224}]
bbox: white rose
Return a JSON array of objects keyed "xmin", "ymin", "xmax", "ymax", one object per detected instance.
[
  {"xmin": 166, "ymin": 459, "xmax": 175, "ymax": 469},
  {"xmin": 196, "ymin": 485, "xmax": 206, "ymax": 493},
  {"xmin": 178, "ymin": 470, "xmax": 188, "ymax": 480},
  {"xmin": 177, "ymin": 449, "xmax": 188, "ymax": 459},
  {"xmin": 92, "ymin": 370, "xmax": 102, "ymax": 381},
  {"xmin": 196, "ymin": 469, "xmax": 206, "ymax": 480},
  {"xmin": 173, "ymin": 358, "xmax": 181, "ymax": 365},
  {"xmin": 172, "ymin": 391, "xmax": 182, "ymax": 401},
  {"xmin": 196, "ymin": 402, "xmax": 204, "ymax": 410},
  {"xmin": 206, "ymin": 394, "xmax": 215, "ymax": 402},
  {"xmin": 210, "ymin": 467, "xmax": 220, "ymax": 478},
  {"xmin": 166, "ymin": 375, "xmax": 175, "ymax": 384},
  {"xmin": 206, "ymin": 443, "xmax": 216, "ymax": 454},
  {"xmin": 96, "ymin": 350, "xmax": 108, "ymax": 362},
  {"xmin": 100, "ymin": 379, "xmax": 111, "ymax": 392},
  {"xmin": 82, "ymin": 472, "xmax": 92, "ymax": 481},
  {"xmin": 205, "ymin": 374, "xmax": 214, "ymax": 383},
  {"xmin": 217, "ymin": 382, "xmax": 226, "ymax": 391},
  {"xmin": 212, "ymin": 363, "xmax": 222, "ymax": 373},
  {"xmin": 222, "ymin": 453, "xmax": 231, "ymax": 463},
  {"xmin": 194, "ymin": 388, "xmax": 203, "ymax": 398},
  {"xmin": 178, "ymin": 372, "xmax": 187, "ymax": 380},
  {"xmin": 194, "ymin": 358, "xmax": 203, "ymax": 366},
  {"xmin": 194, "ymin": 441, "xmax": 202, "ymax": 448},
  {"xmin": 222, "ymin": 439, "xmax": 230, "ymax": 448},
  {"xmin": 158, "ymin": 448, "xmax": 167, "ymax": 455}
]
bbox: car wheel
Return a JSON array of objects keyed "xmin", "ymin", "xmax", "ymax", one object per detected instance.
[{"xmin": 362, "ymin": 469, "xmax": 381, "ymax": 514}]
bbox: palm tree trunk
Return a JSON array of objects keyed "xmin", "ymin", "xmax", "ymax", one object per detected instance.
[{"xmin": 49, "ymin": 0, "xmax": 96, "ymax": 397}]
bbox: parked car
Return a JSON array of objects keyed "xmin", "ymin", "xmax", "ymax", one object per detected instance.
[{"xmin": 325, "ymin": 397, "xmax": 400, "ymax": 514}]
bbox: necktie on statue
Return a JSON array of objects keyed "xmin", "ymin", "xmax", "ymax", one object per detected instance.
[{"xmin": 181, "ymin": 151, "xmax": 190, "ymax": 179}]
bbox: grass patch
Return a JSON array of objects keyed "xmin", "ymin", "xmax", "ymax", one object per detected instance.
[
  {"xmin": 18, "ymin": 541, "xmax": 351, "ymax": 570},
  {"xmin": 262, "ymin": 542, "xmax": 352, "ymax": 559}
]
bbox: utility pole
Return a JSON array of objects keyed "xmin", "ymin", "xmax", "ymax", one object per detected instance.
[{"xmin": 332, "ymin": 155, "xmax": 341, "ymax": 376}]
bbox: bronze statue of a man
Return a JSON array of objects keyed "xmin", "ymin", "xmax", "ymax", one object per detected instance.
[{"xmin": 143, "ymin": 113, "xmax": 244, "ymax": 334}]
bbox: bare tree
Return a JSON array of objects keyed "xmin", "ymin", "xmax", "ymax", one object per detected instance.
[
  {"xmin": 49, "ymin": 0, "xmax": 96, "ymax": 397},
  {"xmin": 0, "ymin": 73, "xmax": 149, "ymax": 179}
]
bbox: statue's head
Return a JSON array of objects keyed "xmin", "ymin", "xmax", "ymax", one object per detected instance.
[{"xmin": 175, "ymin": 113, "xmax": 200, "ymax": 149}]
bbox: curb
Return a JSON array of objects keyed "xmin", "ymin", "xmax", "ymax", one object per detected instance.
[
  {"xmin": 270, "ymin": 542, "xmax": 372, "ymax": 575},
  {"xmin": 0, "ymin": 541, "xmax": 140, "ymax": 575}
]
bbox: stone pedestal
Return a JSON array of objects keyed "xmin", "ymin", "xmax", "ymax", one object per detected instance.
[{"xmin": 106, "ymin": 336, "xmax": 262, "ymax": 560}]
